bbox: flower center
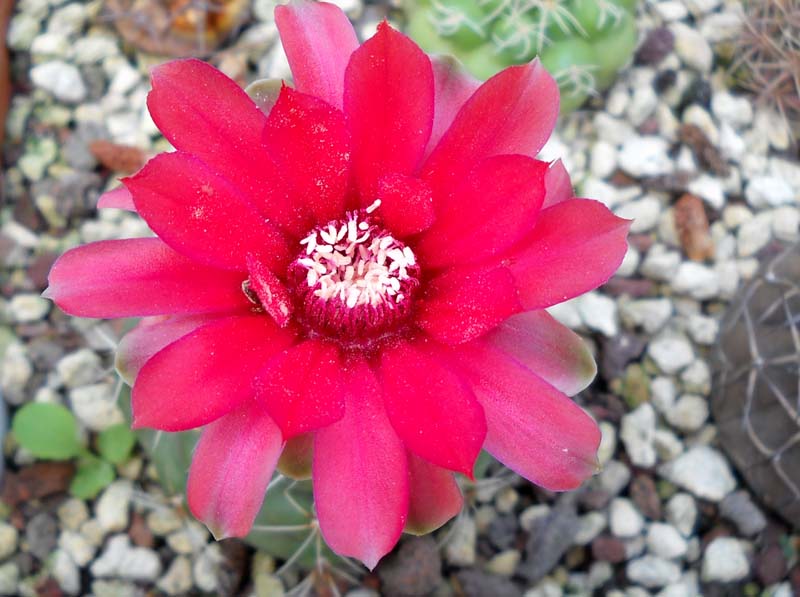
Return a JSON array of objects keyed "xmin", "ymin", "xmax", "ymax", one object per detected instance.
[{"xmin": 287, "ymin": 201, "xmax": 421, "ymax": 341}]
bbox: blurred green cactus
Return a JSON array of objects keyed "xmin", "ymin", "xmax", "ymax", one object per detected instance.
[{"xmin": 406, "ymin": 0, "xmax": 639, "ymax": 113}]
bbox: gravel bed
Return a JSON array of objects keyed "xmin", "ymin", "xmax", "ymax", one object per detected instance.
[{"xmin": 1, "ymin": 0, "xmax": 799, "ymax": 595}]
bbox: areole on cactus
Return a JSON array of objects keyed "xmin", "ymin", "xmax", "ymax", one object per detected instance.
[
  {"xmin": 406, "ymin": 0, "xmax": 639, "ymax": 113},
  {"xmin": 44, "ymin": 0, "xmax": 630, "ymax": 570}
]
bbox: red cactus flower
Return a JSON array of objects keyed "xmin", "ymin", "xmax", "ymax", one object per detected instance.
[{"xmin": 45, "ymin": 0, "xmax": 629, "ymax": 569}]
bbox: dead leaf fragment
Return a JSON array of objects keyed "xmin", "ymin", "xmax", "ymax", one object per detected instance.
[
  {"xmin": 674, "ymin": 193, "xmax": 714, "ymax": 261},
  {"xmin": 89, "ymin": 140, "xmax": 147, "ymax": 175}
]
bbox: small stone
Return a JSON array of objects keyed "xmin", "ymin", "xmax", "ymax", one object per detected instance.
[
  {"xmin": 598, "ymin": 421, "xmax": 617, "ymax": 466},
  {"xmin": 56, "ymin": 349, "xmax": 102, "ymax": 388},
  {"xmin": 711, "ymin": 92, "xmax": 753, "ymax": 128},
  {"xmin": 157, "ymin": 556, "xmax": 193, "ymax": 596},
  {"xmin": 609, "ymin": 498, "xmax": 644, "ymax": 538},
  {"xmin": 648, "ymin": 332, "xmax": 694, "ymax": 374},
  {"xmin": 671, "ymin": 262, "xmax": 720, "ymax": 300},
  {"xmin": 701, "ymin": 537, "xmax": 751, "ymax": 582},
  {"xmin": 665, "ymin": 394, "xmax": 709, "ymax": 432},
  {"xmin": 590, "ymin": 141, "xmax": 618, "ymax": 179},
  {"xmin": 30, "ymin": 61, "xmax": 87, "ymax": 103},
  {"xmin": 58, "ymin": 530, "xmax": 95, "ymax": 566},
  {"xmin": 646, "ymin": 523, "xmax": 687, "ymax": 559},
  {"xmin": 378, "ymin": 536, "xmax": 442, "ymax": 594},
  {"xmin": 147, "ymin": 508, "xmax": 183, "ymax": 536},
  {"xmin": 620, "ymin": 403, "xmax": 657, "ymax": 468},
  {"xmin": 687, "ymin": 175, "xmax": 725, "ymax": 210},
  {"xmin": 671, "ymin": 23, "xmax": 713, "ymax": 72},
  {"xmin": 620, "ymin": 364, "xmax": 651, "ymax": 409},
  {"xmin": 592, "ymin": 535, "xmax": 627, "ymax": 563},
  {"xmin": 0, "ymin": 563, "xmax": 18, "ymax": 595},
  {"xmin": 0, "ymin": 523, "xmax": 18, "ymax": 561},
  {"xmin": 686, "ymin": 314, "xmax": 718, "ymax": 345},
  {"xmin": 573, "ymin": 512, "xmax": 607, "ymax": 546},
  {"xmin": 627, "ymin": 86, "xmax": 659, "ymax": 127},
  {"xmin": 719, "ymin": 491, "xmax": 767, "ymax": 537},
  {"xmin": 455, "ymin": 569, "xmax": 522, "ymax": 597},
  {"xmin": 53, "ymin": 549, "xmax": 81, "ymax": 595},
  {"xmin": 772, "ymin": 206, "xmax": 800, "ymax": 241},
  {"xmin": 627, "ymin": 556, "xmax": 682, "ymax": 588},
  {"xmin": 635, "ymin": 28, "xmax": 675, "ymax": 65},
  {"xmin": 619, "ymin": 298, "xmax": 673, "ymax": 334},
  {"xmin": 7, "ymin": 293, "xmax": 50, "ymax": 323},
  {"xmin": 619, "ymin": 137, "xmax": 674, "ymax": 178},
  {"xmin": 7, "ymin": 14, "xmax": 39, "ymax": 51},
  {"xmin": 193, "ymin": 544, "xmax": 222, "ymax": 592},
  {"xmin": 642, "ymin": 245, "xmax": 681, "ymax": 281},
  {"xmin": 91, "ymin": 535, "xmax": 162, "ymax": 581},
  {"xmin": 630, "ymin": 474, "xmax": 662, "ymax": 520},
  {"xmin": 738, "ymin": 212, "xmax": 773, "ymax": 257},
  {"xmin": 0, "ymin": 343, "xmax": 32, "ymax": 404},
  {"xmin": 445, "ymin": 515, "xmax": 476, "ymax": 566},
  {"xmin": 96, "ymin": 480, "xmax": 132, "ymax": 533},
  {"xmin": 616, "ymin": 196, "xmax": 661, "ymax": 234},
  {"xmin": 26, "ymin": 512, "xmax": 58, "ymax": 560},
  {"xmin": 654, "ymin": 429, "xmax": 684, "ymax": 461},
  {"xmin": 520, "ymin": 497, "xmax": 579, "ymax": 583},
  {"xmin": 598, "ymin": 460, "xmax": 632, "ymax": 497},
  {"xmin": 576, "ymin": 292, "xmax": 618, "ymax": 337},
  {"xmin": 680, "ymin": 360, "xmax": 711, "ymax": 395},
  {"xmin": 486, "ymin": 550, "xmax": 521, "ymax": 577},
  {"xmin": 659, "ymin": 447, "xmax": 736, "ymax": 502},
  {"xmin": 651, "ymin": 376, "xmax": 677, "ymax": 413},
  {"xmin": 70, "ymin": 383, "xmax": 125, "ymax": 431},
  {"xmin": 72, "ymin": 35, "xmax": 119, "ymax": 63},
  {"xmin": 746, "ymin": 176, "xmax": 794, "ymax": 208}
]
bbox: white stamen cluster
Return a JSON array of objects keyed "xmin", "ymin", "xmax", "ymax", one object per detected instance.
[{"xmin": 295, "ymin": 201, "xmax": 417, "ymax": 310}]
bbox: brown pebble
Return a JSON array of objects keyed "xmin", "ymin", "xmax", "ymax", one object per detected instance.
[
  {"xmin": 128, "ymin": 511, "xmax": 154, "ymax": 548},
  {"xmin": 756, "ymin": 544, "xmax": 788, "ymax": 586},
  {"xmin": 679, "ymin": 124, "xmax": 730, "ymax": 176},
  {"xmin": 630, "ymin": 474, "xmax": 662, "ymax": 520},
  {"xmin": 674, "ymin": 193, "xmax": 714, "ymax": 261},
  {"xmin": 0, "ymin": 462, "xmax": 75, "ymax": 507},
  {"xmin": 592, "ymin": 535, "xmax": 627, "ymax": 563},
  {"xmin": 636, "ymin": 27, "xmax": 675, "ymax": 65},
  {"xmin": 89, "ymin": 139, "xmax": 147, "ymax": 175}
]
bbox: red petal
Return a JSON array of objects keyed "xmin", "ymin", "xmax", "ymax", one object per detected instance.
[
  {"xmin": 416, "ymin": 155, "xmax": 547, "ymax": 268},
  {"xmin": 380, "ymin": 340, "xmax": 486, "ymax": 476},
  {"xmin": 416, "ymin": 265, "xmax": 522, "ymax": 345},
  {"xmin": 427, "ymin": 56, "xmax": 479, "ymax": 158},
  {"xmin": 506, "ymin": 199, "xmax": 631, "ymax": 310},
  {"xmin": 187, "ymin": 404, "xmax": 283, "ymax": 538},
  {"xmin": 344, "ymin": 22, "xmax": 434, "ymax": 199},
  {"xmin": 44, "ymin": 239, "xmax": 249, "ymax": 318},
  {"xmin": 255, "ymin": 340, "xmax": 344, "ymax": 439},
  {"xmin": 376, "ymin": 174, "xmax": 435, "ymax": 238},
  {"xmin": 455, "ymin": 342, "xmax": 601, "ymax": 491},
  {"xmin": 406, "ymin": 452, "xmax": 463, "ymax": 535},
  {"xmin": 483, "ymin": 311, "xmax": 597, "ymax": 396},
  {"xmin": 245, "ymin": 254, "xmax": 293, "ymax": 328},
  {"xmin": 277, "ymin": 433, "xmax": 313, "ymax": 480},
  {"xmin": 115, "ymin": 314, "xmax": 220, "ymax": 385},
  {"xmin": 313, "ymin": 358, "xmax": 408, "ymax": 570},
  {"xmin": 125, "ymin": 152, "xmax": 290, "ymax": 272},
  {"xmin": 132, "ymin": 315, "xmax": 295, "ymax": 431},
  {"xmin": 262, "ymin": 86, "xmax": 351, "ymax": 225},
  {"xmin": 274, "ymin": 0, "xmax": 359, "ymax": 109},
  {"xmin": 542, "ymin": 159, "xmax": 573, "ymax": 209},
  {"xmin": 97, "ymin": 186, "xmax": 135, "ymax": 211},
  {"xmin": 146, "ymin": 59, "xmax": 299, "ymax": 234},
  {"xmin": 422, "ymin": 60, "xmax": 559, "ymax": 198}
]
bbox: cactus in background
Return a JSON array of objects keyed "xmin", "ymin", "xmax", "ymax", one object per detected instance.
[
  {"xmin": 406, "ymin": 0, "xmax": 639, "ymax": 113},
  {"xmin": 713, "ymin": 242, "xmax": 800, "ymax": 528}
]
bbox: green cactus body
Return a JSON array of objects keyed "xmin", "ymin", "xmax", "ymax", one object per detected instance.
[{"xmin": 407, "ymin": 0, "xmax": 639, "ymax": 113}]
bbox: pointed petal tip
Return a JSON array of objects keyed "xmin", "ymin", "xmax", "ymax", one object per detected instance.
[{"xmin": 41, "ymin": 286, "xmax": 53, "ymax": 300}]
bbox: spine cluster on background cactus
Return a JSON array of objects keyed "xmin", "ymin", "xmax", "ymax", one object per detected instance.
[{"xmin": 406, "ymin": 0, "xmax": 639, "ymax": 113}]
